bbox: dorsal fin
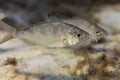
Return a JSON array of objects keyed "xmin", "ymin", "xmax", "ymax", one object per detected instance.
[{"xmin": 20, "ymin": 16, "xmax": 63, "ymax": 31}]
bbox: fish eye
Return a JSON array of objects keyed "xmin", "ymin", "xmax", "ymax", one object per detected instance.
[
  {"xmin": 96, "ymin": 31, "xmax": 100, "ymax": 35},
  {"xmin": 77, "ymin": 34, "xmax": 81, "ymax": 37}
]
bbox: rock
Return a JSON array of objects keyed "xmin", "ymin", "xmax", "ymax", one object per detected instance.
[{"xmin": 0, "ymin": 65, "xmax": 38, "ymax": 80}]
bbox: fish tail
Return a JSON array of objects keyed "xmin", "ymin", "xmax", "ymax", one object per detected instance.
[
  {"xmin": 0, "ymin": 21, "xmax": 15, "ymax": 33},
  {"xmin": 0, "ymin": 21, "xmax": 15, "ymax": 44}
]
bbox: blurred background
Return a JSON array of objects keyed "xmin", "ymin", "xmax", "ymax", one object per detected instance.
[{"xmin": 0, "ymin": 0, "xmax": 120, "ymax": 30}]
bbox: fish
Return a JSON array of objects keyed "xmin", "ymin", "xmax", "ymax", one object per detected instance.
[
  {"xmin": 0, "ymin": 21, "xmax": 91, "ymax": 48},
  {"xmin": 63, "ymin": 18, "xmax": 108, "ymax": 41}
]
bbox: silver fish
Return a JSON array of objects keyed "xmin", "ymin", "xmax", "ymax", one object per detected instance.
[
  {"xmin": 0, "ymin": 21, "xmax": 91, "ymax": 48},
  {"xmin": 63, "ymin": 18, "xmax": 108, "ymax": 40}
]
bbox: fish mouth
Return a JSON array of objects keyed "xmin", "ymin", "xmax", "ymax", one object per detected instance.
[
  {"xmin": 90, "ymin": 36, "xmax": 108, "ymax": 43},
  {"xmin": 90, "ymin": 37, "xmax": 98, "ymax": 42}
]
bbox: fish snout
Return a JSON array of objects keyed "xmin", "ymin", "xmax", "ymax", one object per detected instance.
[{"xmin": 84, "ymin": 32, "xmax": 92, "ymax": 40}]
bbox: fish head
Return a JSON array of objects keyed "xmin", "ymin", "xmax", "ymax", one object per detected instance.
[
  {"xmin": 66, "ymin": 26, "xmax": 91, "ymax": 46},
  {"xmin": 89, "ymin": 24, "xmax": 108, "ymax": 40},
  {"xmin": 77, "ymin": 19, "xmax": 108, "ymax": 40}
]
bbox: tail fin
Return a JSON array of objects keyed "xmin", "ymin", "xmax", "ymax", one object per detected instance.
[
  {"xmin": 0, "ymin": 21, "xmax": 15, "ymax": 44},
  {"xmin": 0, "ymin": 21, "xmax": 15, "ymax": 33}
]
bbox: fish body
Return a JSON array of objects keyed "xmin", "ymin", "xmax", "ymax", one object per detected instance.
[
  {"xmin": 63, "ymin": 18, "xmax": 108, "ymax": 40},
  {"xmin": 0, "ymin": 21, "xmax": 91, "ymax": 48}
]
